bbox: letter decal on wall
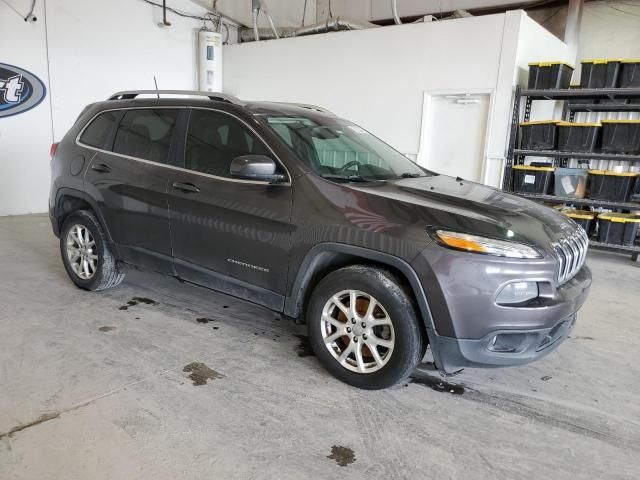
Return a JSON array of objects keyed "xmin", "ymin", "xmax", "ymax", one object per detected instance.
[{"xmin": 0, "ymin": 63, "xmax": 47, "ymax": 118}]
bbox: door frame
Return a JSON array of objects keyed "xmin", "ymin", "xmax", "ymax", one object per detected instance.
[{"xmin": 417, "ymin": 88, "xmax": 496, "ymax": 184}]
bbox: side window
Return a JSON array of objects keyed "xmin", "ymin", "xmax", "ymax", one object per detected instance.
[
  {"xmin": 113, "ymin": 109, "xmax": 179, "ymax": 163},
  {"xmin": 79, "ymin": 111, "xmax": 119, "ymax": 149},
  {"xmin": 185, "ymin": 109, "xmax": 272, "ymax": 178}
]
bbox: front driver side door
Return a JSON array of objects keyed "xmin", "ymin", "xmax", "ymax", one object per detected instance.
[{"xmin": 167, "ymin": 108, "xmax": 293, "ymax": 311}]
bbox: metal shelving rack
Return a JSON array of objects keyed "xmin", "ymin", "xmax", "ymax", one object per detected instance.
[{"xmin": 503, "ymin": 86, "xmax": 640, "ymax": 261}]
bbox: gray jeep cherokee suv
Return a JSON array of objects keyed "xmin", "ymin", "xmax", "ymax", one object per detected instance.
[{"xmin": 49, "ymin": 90, "xmax": 592, "ymax": 390}]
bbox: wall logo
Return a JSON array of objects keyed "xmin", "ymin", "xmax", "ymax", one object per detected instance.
[{"xmin": 0, "ymin": 63, "xmax": 47, "ymax": 118}]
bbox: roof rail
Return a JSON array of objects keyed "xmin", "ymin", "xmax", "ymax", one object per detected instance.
[
  {"xmin": 272, "ymin": 102, "xmax": 335, "ymax": 115},
  {"xmin": 107, "ymin": 90, "xmax": 243, "ymax": 105}
]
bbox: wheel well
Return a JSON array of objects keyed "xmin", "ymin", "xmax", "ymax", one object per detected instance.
[
  {"xmin": 295, "ymin": 252, "xmax": 415, "ymax": 323},
  {"xmin": 55, "ymin": 195, "xmax": 92, "ymax": 230}
]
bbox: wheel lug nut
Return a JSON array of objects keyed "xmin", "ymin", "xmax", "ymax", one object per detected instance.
[
  {"xmin": 353, "ymin": 337, "xmax": 358, "ymax": 342},
  {"xmin": 363, "ymin": 334, "xmax": 368, "ymax": 340},
  {"xmin": 351, "ymin": 318, "xmax": 356, "ymax": 324},
  {"xmin": 346, "ymin": 327, "xmax": 351, "ymax": 333},
  {"xmin": 361, "ymin": 322, "xmax": 366, "ymax": 328}
]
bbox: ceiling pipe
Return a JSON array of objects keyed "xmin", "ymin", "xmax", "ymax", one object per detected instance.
[
  {"xmin": 392, "ymin": 0, "xmax": 402, "ymax": 25},
  {"xmin": 240, "ymin": 17, "xmax": 377, "ymax": 42}
]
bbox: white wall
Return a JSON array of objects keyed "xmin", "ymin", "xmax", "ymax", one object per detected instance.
[
  {"xmin": 224, "ymin": 13, "xmax": 510, "ymax": 160},
  {"xmin": 223, "ymin": 11, "xmax": 568, "ymax": 187},
  {"xmin": 0, "ymin": 0, "xmax": 53, "ymax": 216},
  {"xmin": 0, "ymin": 0, "xmax": 207, "ymax": 215},
  {"xmin": 527, "ymin": 1, "xmax": 640, "ymax": 66}
]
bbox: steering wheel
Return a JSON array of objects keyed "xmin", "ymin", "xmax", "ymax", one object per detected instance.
[{"xmin": 336, "ymin": 160, "xmax": 362, "ymax": 173}]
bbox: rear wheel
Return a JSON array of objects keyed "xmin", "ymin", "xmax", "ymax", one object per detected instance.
[
  {"xmin": 60, "ymin": 210, "xmax": 125, "ymax": 291},
  {"xmin": 307, "ymin": 265, "xmax": 425, "ymax": 389}
]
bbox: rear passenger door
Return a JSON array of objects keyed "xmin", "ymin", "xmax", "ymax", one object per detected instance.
[
  {"xmin": 82, "ymin": 108, "xmax": 181, "ymax": 274},
  {"xmin": 167, "ymin": 108, "xmax": 293, "ymax": 310}
]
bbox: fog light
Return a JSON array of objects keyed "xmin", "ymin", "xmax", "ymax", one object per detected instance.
[
  {"xmin": 496, "ymin": 281, "xmax": 538, "ymax": 305},
  {"xmin": 488, "ymin": 333, "xmax": 527, "ymax": 353}
]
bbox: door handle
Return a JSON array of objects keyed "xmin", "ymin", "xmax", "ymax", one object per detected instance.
[
  {"xmin": 91, "ymin": 163, "xmax": 111, "ymax": 173},
  {"xmin": 172, "ymin": 181, "xmax": 200, "ymax": 193}
]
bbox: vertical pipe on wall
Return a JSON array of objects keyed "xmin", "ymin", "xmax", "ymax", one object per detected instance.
[
  {"xmin": 564, "ymin": 0, "xmax": 584, "ymax": 65},
  {"xmin": 392, "ymin": 0, "xmax": 402, "ymax": 25}
]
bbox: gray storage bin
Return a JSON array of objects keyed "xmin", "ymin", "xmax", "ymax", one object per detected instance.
[{"xmin": 554, "ymin": 168, "xmax": 588, "ymax": 198}]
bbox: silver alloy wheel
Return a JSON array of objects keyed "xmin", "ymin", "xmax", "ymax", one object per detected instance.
[
  {"xmin": 321, "ymin": 289, "xmax": 395, "ymax": 373},
  {"xmin": 65, "ymin": 224, "xmax": 98, "ymax": 280}
]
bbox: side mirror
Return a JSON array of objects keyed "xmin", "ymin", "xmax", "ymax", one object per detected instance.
[{"xmin": 229, "ymin": 155, "xmax": 286, "ymax": 183}]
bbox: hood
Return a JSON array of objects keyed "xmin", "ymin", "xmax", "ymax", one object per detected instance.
[{"xmin": 348, "ymin": 174, "xmax": 578, "ymax": 248}]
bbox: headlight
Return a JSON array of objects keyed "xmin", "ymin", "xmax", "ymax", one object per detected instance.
[{"xmin": 433, "ymin": 230, "xmax": 542, "ymax": 259}]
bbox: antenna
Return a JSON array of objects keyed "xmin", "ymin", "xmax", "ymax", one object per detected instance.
[{"xmin": 153, "ymin": 76, "xmax": 160, "ymax": 99}]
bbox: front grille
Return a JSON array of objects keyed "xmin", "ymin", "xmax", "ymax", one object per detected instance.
[{"xmin": 552, "ymin": 228, "xmax": 589, "ymax": 285}]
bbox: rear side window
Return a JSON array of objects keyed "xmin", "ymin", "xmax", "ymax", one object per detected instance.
[
  {"xmin": 184, "ymin": 109, "xmax": 272, "ymax": 178},
  {"xmin": 113, "ymin": 109, "xmax": 179, "ymax": 163},
  {"xmin": 79, "ymin": 111, "xmax": 119, "ymax": 149}
]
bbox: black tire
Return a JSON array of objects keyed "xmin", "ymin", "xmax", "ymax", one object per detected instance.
[
  {"xmin": 306, "ymin": 265, "xmax": 425, "ymax": 390},
  {"xmin": 60, "ymin": 210, "xmax": 125, "ymax": 291}
]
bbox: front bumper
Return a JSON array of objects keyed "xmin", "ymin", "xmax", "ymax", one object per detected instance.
[{"xmin": 412, "ymin": 243, "xmax": 592, "ymax": 372}]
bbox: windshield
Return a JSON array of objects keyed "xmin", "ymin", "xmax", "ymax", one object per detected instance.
[{"xmin": 260, "ymin": 114, "xmax": 430, "ymax": 182}]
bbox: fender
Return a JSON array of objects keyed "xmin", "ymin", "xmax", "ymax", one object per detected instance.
[
  {"xmin": 284, "ymin": 243, "xmax": 446, "ymax": 369},
  {"xmin": 284, "ymin": 243, "xmax": 438, "ymax": 331},
  {"xmin": 53, "ymin": 187, "xmax": 116, "ymax": 247}
]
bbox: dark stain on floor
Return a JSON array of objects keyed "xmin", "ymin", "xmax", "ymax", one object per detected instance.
[
  {"xmin": 98, "ymin": 326, "xmax": 116, "ymax": 332},
  {"xmin": 212, "ymin": 326, "xmax": 219, "ymax": 330},
  {"xmin": 294, "ymin": 334, "xmax": 315, "ymax": 357},
  {"xmin": 119, "ymin": 297, "xmax": 158, "ymax": 310},
  {"xmin": 183, "ymin": 362, "xmax": 224, "ymax": 386},
  {"xmin": 572, "ymin": 336, "xmax": 595, "ymax": 341},
  {"xmin": 196, "ymin": 317, "xmax": 215, "ymax": 324},
  {"xmin": 410, "ymin": 373, "xmax": 465, "ymax": 395},
  {"xmin": 0, "ymin": 412, "xmax": 61, "ymax": 440},
  {"xmin": 327, "ymin": 445, "xmax": 355, "ymax": 467},
  {"xmin": 541, "ymin": 375, "xmax": 552, "ymax": 381}
]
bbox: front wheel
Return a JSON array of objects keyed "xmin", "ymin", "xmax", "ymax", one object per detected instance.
[
  {"xmin": 60, "ymin": 210, "xmax": 125, "ymax": 291},
  {"xmin": 307, "ymin": 265, "xmax": 425, "ymax": 390}
]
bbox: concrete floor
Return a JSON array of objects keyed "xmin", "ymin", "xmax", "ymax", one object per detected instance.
[{"xmin": 0, "ymin": 213, "xmax": 639, "ymax": 480}]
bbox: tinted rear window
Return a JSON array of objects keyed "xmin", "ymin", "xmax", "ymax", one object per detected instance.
[
  {"xmin": 79, "ymin": 111, "xmax": 119, "ymax": 149},
  {"xmin": 113, "ymin": 109, "xmax": 179, "ymax": 163}
]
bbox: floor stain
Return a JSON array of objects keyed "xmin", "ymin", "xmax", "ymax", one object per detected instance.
[
  {"xmin": 98, "ymin": 326, "xmax": 116, "ymax": 332},
  {"xmin": 410, "ymin": 373, "xmax": 465, "ymax": 395},
  {"xmin": 119, "ymin": 297, "xmax": 157, "ymax": 310},
  {"xmin": 196, "ymin": 317, "xmax": 215, "ymax": 324},
  {"xmin": 541, "ymin": 375, "xmax": 552, "ymax": 381},
  {"xmin": 572, "ymin": 336, "xmax": 595, "ymax": 341},
  {"xmin": 212, "ymin": 326, "xmax": 219, "ymax": 330},
  {"xmin": 183, "ymin": 362, "xmax": 224, "ymax": 386},
  {"xmin": 294, "ymin": 334, "xmax": 315, "ymax": 357},
  {"xmin": 0, "ymin": 412, "xmax": 61, "ymax": 440},
  {"xmin": 327, "ymin": 445, "xmax": 355, "ymax": 467}
]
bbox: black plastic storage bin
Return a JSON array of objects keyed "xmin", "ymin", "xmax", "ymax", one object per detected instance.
[
  {"xmin": 563, "ymin": 209, "xmax": 596, "ymax": 236},
  {"xmin": 588, "ymin": 170, "xmax": 639, "ymax": 202},
  {"xmin": 520, "ymin": 121, "xmax": 558, "ymax": 150},
  {"xmin": 632, "ymin": 177, "xmax": 640, "ymax": 203},
  {"xmin": 556, "ymin": 122, "xmax": 600, "ymax": 152},
  {"xmin": 580, "ymin": 59, "xmax": 622, "ymax": 88},
  {"xmin": 619, "ymin": 60, "xmax": 640, "ymax": 87},
  {"xmin": 597, "ymin": 213, "xmax": 640, "ymax": 246},
  {"xmin": 554, "ymin": 167, "xmax": 588, "ymax": 198},
  {"xmin": 512, "ymin": 165, "xmax": 554, "ymax": 194},
  {"xmin": 528, "ymin": 62, "xmax": 574, "ymax": 90},
  {"xmin": 600, "ymin": 120, "xmax": 640, "ymax": 154}
]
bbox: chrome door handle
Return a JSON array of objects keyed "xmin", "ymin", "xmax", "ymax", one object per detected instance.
[
  {"xmin": 172, "ymin": 182, "xmax": 200, "ymax": 193},
  {"xmin": 91, "ymin": 163, "xmax": 111, "ymax": 173}
]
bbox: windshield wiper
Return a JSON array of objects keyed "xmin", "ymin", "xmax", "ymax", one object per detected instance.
[
  {"xmin": 399, "ymin": 172, "xmax": 422, "ymax": 178},
  {"xmin": 322, "ymin": 174, "xmax": 375, "ymax": 183}
]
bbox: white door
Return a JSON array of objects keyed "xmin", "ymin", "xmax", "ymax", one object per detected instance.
[{"xmin": 418, "ymin": 92, "xmax": 491, "ymax": 183}]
